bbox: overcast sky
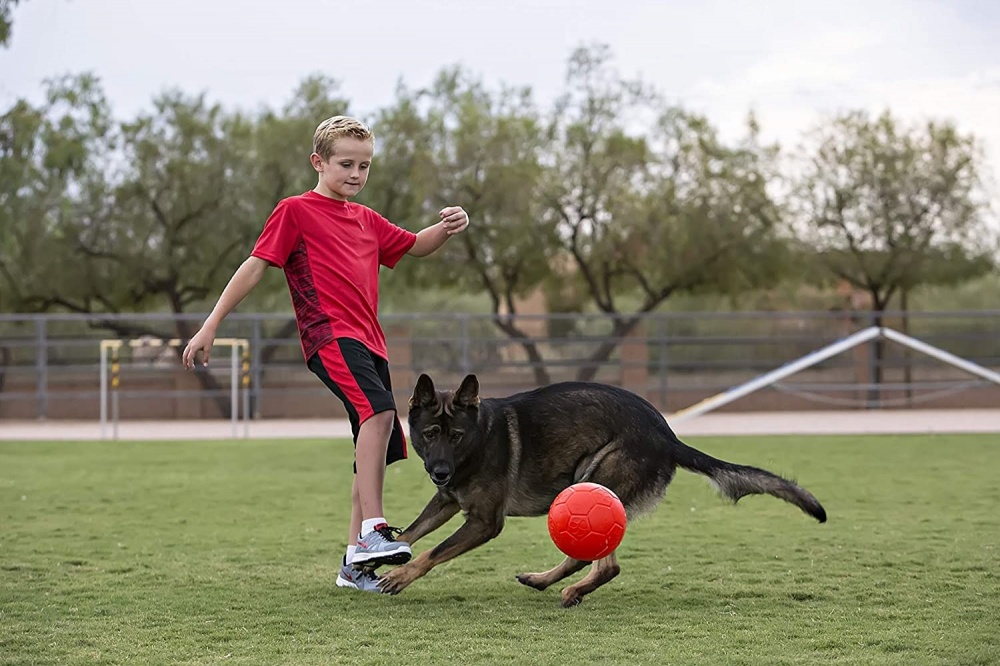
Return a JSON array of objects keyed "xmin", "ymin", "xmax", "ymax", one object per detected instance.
[{"xmin": 3, "ymin": 0, "xmax": 999, "ymax": 204}]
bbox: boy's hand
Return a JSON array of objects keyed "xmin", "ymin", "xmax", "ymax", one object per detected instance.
[
  {"xmin": 439, "ymin": 206, "xmax": 469, "ymax": 235},
  {"xmin": 182, "ymin": 327, "xmax": 216, "ymax": 369}
]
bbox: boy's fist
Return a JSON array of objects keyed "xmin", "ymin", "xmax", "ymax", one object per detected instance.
[{"xmin": 439, "ymin": 207, "xmax": 469, "ymax": 235}]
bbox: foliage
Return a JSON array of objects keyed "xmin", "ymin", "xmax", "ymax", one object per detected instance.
[
  {"xmin": 541, "ymin": 46, "xmax": 788, "ymax": 380},
  {"xmin": 1, "ymin": 48, "xmax": 996, "ymax": 379},
  {"xmin": 792, "ymin": 110, "xmax": 995, "ymax": 312},
  {"xmin": 0, "ymin": 0, "xmax": 23, "ymax": 47},
  {"xmin": 0, "ymin": 74, "xmax": 113, "ymax": 312},
  {"xmin": 370, "ymin": 68, "xmax": 556, "ymax": 382},
  {"xmin": 0, "ymin": 74, "xmax": 351, "ymax": 329}
]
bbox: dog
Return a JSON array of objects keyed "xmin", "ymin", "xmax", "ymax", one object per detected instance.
[{"xmin": 376, "ymin": 374, "xmax": 826, "ymax": 606}]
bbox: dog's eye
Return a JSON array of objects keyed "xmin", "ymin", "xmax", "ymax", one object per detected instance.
[
  {"xmin": 450, "ymin": 429, "xmax": 464, "ymax": 441},
  {"xmin": 422, "ymin": 426, "xmax": 440, "ymax": 440}
]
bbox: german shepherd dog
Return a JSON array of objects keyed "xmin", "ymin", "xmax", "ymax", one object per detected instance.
[{"xmin": 376, "ymin": 374, "xmax": 826, "ymax": 606}]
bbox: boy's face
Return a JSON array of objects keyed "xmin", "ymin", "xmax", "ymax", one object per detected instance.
[{"xmin": 311, "ymin": 137, "xmax": 374, "ymax": 201}]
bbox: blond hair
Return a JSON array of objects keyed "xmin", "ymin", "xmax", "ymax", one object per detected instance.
[{"xmin": 312, "ymin": 116, "xmax": 374, "ymax": 161}]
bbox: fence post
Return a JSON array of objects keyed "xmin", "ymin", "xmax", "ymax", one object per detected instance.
[
  {"xmin": 36, "ymin": 318, "xmax": 48, "ymax": 420},
  {"xmin": 251, "ymin": 318, "xmax": 263, "ymax": 419}
]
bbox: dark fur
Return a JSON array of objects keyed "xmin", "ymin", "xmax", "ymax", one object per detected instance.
[{"xmin": 376, "ymin": 374, "xmax": 826, "ymax": 606}]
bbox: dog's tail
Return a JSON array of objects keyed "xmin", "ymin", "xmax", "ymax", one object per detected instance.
[{"xmin": 673, "ymin": 441, "xmax": 827, "ymax": 523}]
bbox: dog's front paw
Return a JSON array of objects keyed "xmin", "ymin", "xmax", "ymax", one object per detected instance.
[{"xmin": 377, "ymin": 564, "xmax": 420, "ymax": 595}]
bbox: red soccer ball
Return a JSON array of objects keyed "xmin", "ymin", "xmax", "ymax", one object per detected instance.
[{"xmin": 547, "ymin": 482, "xmax": 627, "ymax": 561}]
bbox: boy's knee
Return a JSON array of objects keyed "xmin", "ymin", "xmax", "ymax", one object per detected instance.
[{"xmin": 362, "ymin": 409, "xmax": 395, "ymax": 433}]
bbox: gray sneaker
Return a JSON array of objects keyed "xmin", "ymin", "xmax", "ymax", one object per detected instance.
[
  {"xmin": 352, "ymin": 524, "xmax": 412, "ymax": 568},
  {"xmin": 336, "ymin": 558, "xmax": 384, "ymax": 592}
]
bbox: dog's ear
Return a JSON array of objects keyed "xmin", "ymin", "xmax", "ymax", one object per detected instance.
[
  {"xmin": 454, "ymin": 374, "xmax": 480, "ymax": 408},
  {"xmin": 409, "ymin": 373, "xmax": 438, "ymax": 410}
]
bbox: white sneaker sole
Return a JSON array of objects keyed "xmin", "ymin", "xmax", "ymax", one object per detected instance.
[{"xmin": 351, "ymin": 545, "xmax": 412, "ymax": 566}]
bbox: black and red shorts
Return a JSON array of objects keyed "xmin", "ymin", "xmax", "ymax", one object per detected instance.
[{"xmin": 307, "ymin": 338, "xmax": 407, "ymax": 469}]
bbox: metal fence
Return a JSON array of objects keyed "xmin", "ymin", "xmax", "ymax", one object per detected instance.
[{"xmin": 0, "ymin": 310, "xmax": 998, "ymax": 421}]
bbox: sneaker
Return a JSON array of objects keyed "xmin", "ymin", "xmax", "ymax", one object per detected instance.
[
  {"xmin": 352, "ymin": 524, "xmax": 411, "ymax": 568},
  {"xmin": 336, "ymin": 558, "xmax": 384, "ymax": 592}
]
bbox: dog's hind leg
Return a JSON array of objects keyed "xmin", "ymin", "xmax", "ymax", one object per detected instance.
[
  {"xmin": 559, "ymin": 552, "xmax": 621, "ymax": 608},
  {"xmin": 515, "ymin": 557, "xmax": 589, "ymax": 591}
]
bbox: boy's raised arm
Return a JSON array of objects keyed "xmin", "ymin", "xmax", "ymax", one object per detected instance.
[{"xmin": 408, "ymin": 206, "xmax": 470, "ymax": 258}]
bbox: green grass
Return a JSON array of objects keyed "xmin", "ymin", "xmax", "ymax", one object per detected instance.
[{"xmin": 1, "ymin": 434, "xmax": 998, "ymax": 665}]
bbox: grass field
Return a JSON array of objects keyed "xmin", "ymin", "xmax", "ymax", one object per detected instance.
[{"xmin": 1, "ymin": 434, "xmax": 998, "ymax": 665}]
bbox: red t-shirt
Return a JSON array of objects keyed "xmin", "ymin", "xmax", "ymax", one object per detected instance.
[{"xmin": 251, "ymin": 191, "xmax": 417, "ymax": 360}]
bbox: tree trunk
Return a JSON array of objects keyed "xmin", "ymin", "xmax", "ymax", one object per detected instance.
[
  {"xmin": 492, "ymin": 318, "xmax": 551, "ymax": 386},
  {"xmin": 0, "ymin": 346, "xmax": 9, "ymax": 394},
  {"xmin": 868, "ymin": 306, "xmax": 885, "ymax": 409},
  {"xmin": 171, "ymin": 316, "xmax": 233, "ymax": 418},
  {"xmin": 575, "ymin": 315, "xmax": 642, "ymax": 383}
]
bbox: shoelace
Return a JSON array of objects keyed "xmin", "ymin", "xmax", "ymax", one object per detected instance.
[{"xmin": 375, "ymin": 525, "xmax": 404, "ymax": 541}]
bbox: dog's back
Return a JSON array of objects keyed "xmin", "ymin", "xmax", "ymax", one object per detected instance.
[{"xmin": 480, "ymin": 381, "xmax": 825, "ymax": 522}]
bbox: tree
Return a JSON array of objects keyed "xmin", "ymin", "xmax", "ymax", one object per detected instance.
[
  {"xmin": 359, "ymin": 81, "xmax": 437, "ymax": 232},
  {"xmin": 543, "ymin": 45, "xmax": 787, "ymax": 381},
  {"xmin": 0, "ymin": 73, "xmax": 352, "ymax": 413},
  {"xmin": 364, "ymin": 70, "xmax": 555, "ymax": 383},
  {"xmin": 0, "ymin": 76, "xmax": 258, "ymax": 326},
  {"xmin": 792, "ymin": 110, "xmax": 996, "ymax": 389},
  {"xmin": 249, "ymin": 75, "xmax": 350, "ymax": 215},
  {"xmin": 6, "ymin": 90, "xmax": 249, "ymax": 330},
  {"xmin": 1, "ymin": 74, "xmax": 351, "ymax": 320},
  {"xmin": 244, "ymin": 75, "xmax": 352, "ymax": 362},
  {"xmin": 794, "ymin": 110, "xmax": 993, "ymax": 312},
  {"xmin": 0, "ymin": 74, "xmax": 113, "ymax": 312}
]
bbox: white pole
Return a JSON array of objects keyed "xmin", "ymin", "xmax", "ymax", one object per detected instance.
[
  {"xmin": 99, "ymin": 343, "xmax": 107, "ymax": 440},
  {"xmin": 231, "ymin": 344, "xmax": 238, "ymax": 438},
  {"xmin": 243, "ymin": 387, "xmax": 250, "ymax": 439},
  {"xmin": 881, "ymin": 328, "xmax": 1000, "ymax": 386},
  {"xmin": 669, "ymin": 327, "xmax": 882, "ymax": 423}
]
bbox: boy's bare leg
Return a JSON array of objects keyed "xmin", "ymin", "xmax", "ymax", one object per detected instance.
[
  {"xmin": 336, "ymin": 478, "xmax": 382, "ymax": 592},
  {"xmin": 354, "ymin": 411, "xmax": 394, "ymax": 521},
  {"xmin": 350, "ymin": 410, "xmax": 411, "ymax": 568},
  {"xmin": 348, "ymin": 477, "xmax": 362, "ymax": 546}
]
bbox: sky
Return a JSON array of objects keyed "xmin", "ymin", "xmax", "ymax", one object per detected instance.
[{"xmin": 3, "ymin": 0, "xmax": 1000, "ymax": 209}]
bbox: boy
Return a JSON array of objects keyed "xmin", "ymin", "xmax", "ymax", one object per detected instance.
[{"xmin": 181, "ymin": 116, "xmax": 469, "ymax": 593}]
